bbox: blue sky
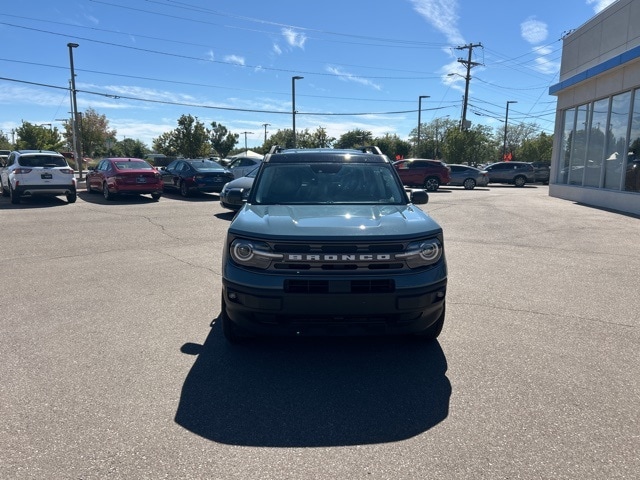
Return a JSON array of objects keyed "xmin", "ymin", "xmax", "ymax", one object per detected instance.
[{"xmin": 0, "ymin": 0, "xmax": 619, "ymax": 151}]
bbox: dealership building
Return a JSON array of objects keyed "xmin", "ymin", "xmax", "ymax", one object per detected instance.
[{"xmin": 549, "ymin": 0, "xmax": 640, "ymax": 216}]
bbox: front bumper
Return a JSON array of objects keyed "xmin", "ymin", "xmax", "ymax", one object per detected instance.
[{"xmin": 222, "ymin": 268, "xmax": 447, "ymax": 337}]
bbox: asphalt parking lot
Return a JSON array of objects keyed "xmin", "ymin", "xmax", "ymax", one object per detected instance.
[{"xmin": 1, "ymin": 184, "xmax": 638, "ymax": 479}]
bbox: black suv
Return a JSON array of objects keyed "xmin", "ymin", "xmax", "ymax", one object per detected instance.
[
  {"xmin": 220, "ymin": 146, "xmax": 448, "ymax": 343},
  {"xmin": 484, "ymin": 161, "xmax": 536, "ymax": 187},
  {"xmin": 530, "ymin": 162, "xmax": 550, "ymax": 184}
]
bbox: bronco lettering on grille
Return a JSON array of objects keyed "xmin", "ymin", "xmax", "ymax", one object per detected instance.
[{"xmin": 285, "ymin": 253, "xmax": 392, "ymax": 262}]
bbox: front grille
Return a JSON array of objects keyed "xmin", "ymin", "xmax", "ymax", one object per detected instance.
[{"xmin": 284, "ymin": 279, "xmax": 395, "ymax": 294}]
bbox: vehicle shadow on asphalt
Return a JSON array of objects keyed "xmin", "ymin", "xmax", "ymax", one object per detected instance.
[
  {"xmin": 175, "ymin": 321, "xmax": 451, "ymax": 447},
  {"xmin": 0, "ymin": 196, "xmax": 71, "ymax": 209}
]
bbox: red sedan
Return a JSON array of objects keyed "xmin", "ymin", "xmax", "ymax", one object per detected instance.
[{"xmin": 86, "ymin": 157, "xmax": 163, "ymax": 201}]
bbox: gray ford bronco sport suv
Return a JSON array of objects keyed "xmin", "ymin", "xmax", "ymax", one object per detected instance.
[{"xmin": 220, "ymin": 146, "xmax": 447, "ymax": 343}]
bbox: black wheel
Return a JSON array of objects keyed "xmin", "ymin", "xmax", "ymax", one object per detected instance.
[
  {"xmin": 66, "ymin": 193, "xmax": 77, "ymax": 203},
  {"xmin": 463, "ymin": 178, "xmax": 476, "ymax": 190},
  {"xmin": 1, "ymin": 182, "xmax": 9, "ymax": 197},
  {"xmin": 413, "ymin": 302, "xmax": 446, "ymax": 341},
  {"xmin": 514, "ymin": 175, "xmax": 526, "ymax": 187},
  {"xmin": 103, "ymin": 182, "xmax": 115, "ymax": 201},
  {"xmin": 180, "ymin": 180, "xmax": 190, "ymax": 197},
  {"xmin": 424, "ymin": 177, "xmax": 440, "ymax": 192},
  {"xmin": 10, "ymin": 184, "xmax": 20, "ymax": 204},
  {"xmin": 151, "ymin": 192, "xmax": 161, "ymax": 201}
]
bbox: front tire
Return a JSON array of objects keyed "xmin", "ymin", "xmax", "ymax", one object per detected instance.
[
  {"xmin": 413, "ymin": 302, "xmax": 445, "ymax": 341},
  {"xmin": 424, "ymin": 177, "xmax": 440, "ymax": 192},
  {"xmin": 514, "ymin": 175, "xmax": 526, "ymax": 187},
  {"xmin": 151, "ymin": 192, "xmax": 161, "ymax": 201},
  {"xmin": 66, "ymin": 193, "xmax": 77, "ymax": 203},
  {"xmin": 221, "ymin": 297, "xmax": 248, "ymax": 344},
  {"xmin": 463, "ymin": 178, "xmax": 476, "ymax": 190}
]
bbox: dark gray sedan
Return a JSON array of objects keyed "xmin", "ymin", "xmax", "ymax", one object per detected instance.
[
  {"xmin": 160, "ymin": 159, "xmax": 234, "ymax": 197},
  {"xmin": 219, "ymin": 166, "xmax": 258, "ymax": 210},
  {"xmin": 447, "ymin": 164, "xmax": 489, "ymax": 190}
]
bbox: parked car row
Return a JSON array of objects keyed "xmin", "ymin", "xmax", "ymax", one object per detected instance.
[
  {"xmin": 1, "ymin": 150, "xmax": 549, "ymax": 209},
  {"xmin": 391, "ymin": 159, "xmax": 544, "ymax": 192}
]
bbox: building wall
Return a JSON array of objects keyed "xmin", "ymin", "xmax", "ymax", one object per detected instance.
[{"xmin": 549, "ymin": 0, "xmax": 640, "ymax": 216}]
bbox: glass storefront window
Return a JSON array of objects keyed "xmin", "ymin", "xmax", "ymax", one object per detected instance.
[
  {"xmin": 568, "ymin": 104, "xmax": 589, "ymax": 186},
  {"xmin": 603, "ymin": 91, "xmax": 630, "ymax": 190},
  {"xmin": 625, "ymin": 90, "xmax": 640, "ymax": 192},
  {"xmin": 558, "ymin": 108, "xmax": 575, "ymax": 184},
  {"xmin": 584, "ymin": 98, "xmax": 609, "ymax": 187}
]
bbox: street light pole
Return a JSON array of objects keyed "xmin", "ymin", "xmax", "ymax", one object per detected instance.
[
  {"xmin": 292, "ymin": 76, "xmax": 303, "ymax": 148},
  {"xmin": 67, "ymin": 42, "xmax": 82, "ymax": 179},
  {"xmin": 503, "ymin": 101, "xmax": 517, "ymax": 160},
  {"xmin": 417, "ymin": 95, "xmax": 430, "ymax": 154}
]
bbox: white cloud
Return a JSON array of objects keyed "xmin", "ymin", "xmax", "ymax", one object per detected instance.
[
  {"xmin": 224, "ymin": 55, "xmax": 245, "ymax": 66},
  {"xmin": 272, "ymin": 43, "xmax": 282, "ymax": 55},
  {"xmin": 205, "ymin": 50, "xmax": 214, "ymax": 61},
  {"xmin": 529, "ymin": 44, "xmax": 559, "ymax": 74},
  {"xmin": 326, "ymin": 66, "xmax": 382, "ymax": 91},
  {"xmin": 587, "ymin": 0, "xmax": 618, "ymax": 13},
  {"xmin": 521, "ymin": 17, "xmax": 548, "ymax": 44},
  {"xmin": 282, "ymin": 28, "xmax": 307, "ymax": 49},
  {"xmin": 409, "ymin": 0, "xmax": 464, "ymax": 45}
]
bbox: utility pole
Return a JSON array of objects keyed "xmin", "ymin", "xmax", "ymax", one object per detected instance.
[
  {"xmin": 241, "ymin": 131, "xmax": 254, "ymax": 155},
  {"xmin": 67, "ymin": 43, "xmax": 83, "ymax": 179},
  {"xmin": 262, "ymin": 123, "xmax": 270, "ymax": 144},
  {"xmin": 455, "ymin": 42, "xmax": 482, "ymax": 131}
]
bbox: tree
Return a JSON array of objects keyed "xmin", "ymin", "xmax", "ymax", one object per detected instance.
[
  {"xmin": 15, "ymin": 122, "xmax": 65, "ymax": 151},
  {"xmin": 209, "ymin": 122, "xmax": 238, "ymax": 158},
  {"xmin": 374, "ymin": 133, "xmax": 411, "ymax": 159},
  {"xmin": 152, "ymin": 132, "xmax": 178, "ymax": 156},
  {"xmin": 409, "ymin": 117, "xmax": 458, "ymax": 158},
  {"xmin": 442, "ymin": 124, "xmax": 498, "ymax": 166},
  {"xmin": 173, "ymin": 115, "xmax": 209, "ymax": 158},
  {"xmin": 62, "ymin": 108, "xmax": 117, "ymax": 159},
  {"xmin": 116, "ymin": 138, "xmax": 148, "ymax": 158},
  {"xmin": 503, "ymin": 122, "xmax": 539, "ymax": 160},
  {"xmin": 516, "ymin": 132, "xmax": 553, "ymax": 163},
  {"xmin": 0, "ymin": 131, "xmax": 11, "ymax": 150},
  {"xmin": 334, "ymin": 129, "xmax": 373, "ymax": 149}
]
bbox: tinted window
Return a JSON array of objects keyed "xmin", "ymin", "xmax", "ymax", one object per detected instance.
[
  {"xmin": 113, "ymin": 160, "xmax": 153, "ymax": 170},
  {"xmin": 190, "ymin": 160, "xmax": 225, "ymax": 172},
  {"xmin": 19, "ymin": 155, "xmax": 67, "ymax": 167}
]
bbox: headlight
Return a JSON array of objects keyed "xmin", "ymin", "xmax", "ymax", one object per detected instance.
[
  {"xmin": 396, "ymin": 239, "xmax": 443, "ymax": 268},
  {"xmin": 229, "ymin": 239, "xmax": 282, "ymax": 269}
]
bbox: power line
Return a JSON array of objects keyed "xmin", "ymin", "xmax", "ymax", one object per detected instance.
[{"xmin": 0, "ymin": 75, "xmax": 452, "ymax": 117}]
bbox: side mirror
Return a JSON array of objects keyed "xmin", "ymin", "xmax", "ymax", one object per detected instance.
[
  {"xmin": 410, "ymin": 189, "xmax": 429, "ymax": 205},
  {"xmin": 227, "ymin": 190, "xmax": 245, "ymax": 205}
]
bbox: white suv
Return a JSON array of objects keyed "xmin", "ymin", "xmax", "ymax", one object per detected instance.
[{"xmin": 1, "ymin": 150, "xmax": 77, "ymax": 204}]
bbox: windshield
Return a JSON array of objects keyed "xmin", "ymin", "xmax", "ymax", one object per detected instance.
[{"xmin": 252, "ymin": 163, "xmax": 406, "ymax": 205}]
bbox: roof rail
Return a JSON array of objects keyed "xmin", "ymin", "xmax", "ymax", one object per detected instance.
[
  {"xmin": 360, "ymin": 145, "xmax": 383, "ymax": 155},
  {"xmin": 268, "ymin": 145, "xmax": 285, "ymax": 154}
]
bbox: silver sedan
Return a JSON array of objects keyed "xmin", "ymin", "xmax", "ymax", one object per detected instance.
[{"xmin": 447, "ymin": 164, "xmax": 489, "ymax": 190}]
